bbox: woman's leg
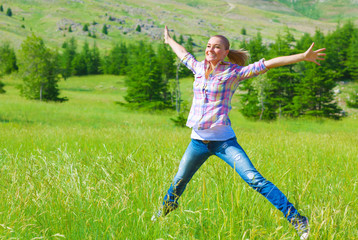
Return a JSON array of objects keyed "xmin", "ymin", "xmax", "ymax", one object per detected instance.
[
  {"xmin": 212, "ymin": 137, "xmax": 300, "ymax": 221},
  {"xmin": 163, "ymin": 139, "xmax": 212, "ymax": 211}
]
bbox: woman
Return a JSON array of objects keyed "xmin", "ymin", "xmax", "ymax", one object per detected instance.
[{"xmin": 153, "ymin": 26, "xmax": 325, "ymax": 240}]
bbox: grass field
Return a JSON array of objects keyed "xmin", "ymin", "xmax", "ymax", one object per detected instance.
[{"xmin": 1, "ymin": 74, "xmax": 358, "ymax": 239}]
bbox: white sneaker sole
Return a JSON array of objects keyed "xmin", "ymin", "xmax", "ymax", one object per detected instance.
[{"xmin": 300, "ymin": 232, "xmax": 309, "ymax": 240}]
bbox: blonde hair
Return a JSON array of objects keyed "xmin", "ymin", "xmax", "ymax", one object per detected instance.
[{"xmin": 212, "ymin": 35, "xmax": 249, "ymax": 66}]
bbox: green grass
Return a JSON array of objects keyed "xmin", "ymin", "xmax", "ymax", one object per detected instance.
[{"xmin": 0, "ymin": 75, "xmax": 358, "ymax": 239}]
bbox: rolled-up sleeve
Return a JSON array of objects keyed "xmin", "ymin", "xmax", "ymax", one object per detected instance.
[
  {"xmin": 235, "ymin": 58, "xmax": 268, "ymax": 81},
  {"xmin": 181, "ymin": 52, "xmax": 199, "ymax": 75}
]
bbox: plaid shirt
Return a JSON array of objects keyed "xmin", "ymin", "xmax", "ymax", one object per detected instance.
[{"xmin": 181, "ymin": 53, "xmax": 268, "ymax": 130}]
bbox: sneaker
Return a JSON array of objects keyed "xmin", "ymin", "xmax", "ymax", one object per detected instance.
[
  {"xmin": 151, "ymin": 202, "xmax": 178, "ymax": 222},
  {"xmin": 291, "ymin": 216, "xmax": 310, "ymax": 240}
]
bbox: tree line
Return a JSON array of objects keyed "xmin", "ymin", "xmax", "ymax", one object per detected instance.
[
  {"xmin": 0, "ymin": 22, "xmax": 357, "ymax": 120},
  {"xmin": 239, "ymin": 22, "xmax": 358, "ymax": 120},
  {"xmin": 0, "ymin": 33, "xmax": 192, "ymax": 105}
]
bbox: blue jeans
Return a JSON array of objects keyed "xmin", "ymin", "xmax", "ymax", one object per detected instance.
[{"xmin": 163, "ymin": 137, "xmax": 300, "ymax": 221}]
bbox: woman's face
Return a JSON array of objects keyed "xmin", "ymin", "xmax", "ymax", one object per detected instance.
[{"xmin": 205, "ymin": 37, "xmax": 229, "ymax": 66}]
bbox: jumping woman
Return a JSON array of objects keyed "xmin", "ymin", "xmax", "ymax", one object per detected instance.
[{"xmin": 153, "ymin": 26, "xmax": 326, "ymax": 240}]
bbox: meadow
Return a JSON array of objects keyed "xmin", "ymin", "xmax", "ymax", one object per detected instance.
[{"xmin": 0, "ymin": 74, "xmax": 357, "ymax": 239}]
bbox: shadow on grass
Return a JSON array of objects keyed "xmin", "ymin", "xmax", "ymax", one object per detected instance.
[{"xmin": 0, "ymin": 116, "xmax": 33, "ymax": 124}]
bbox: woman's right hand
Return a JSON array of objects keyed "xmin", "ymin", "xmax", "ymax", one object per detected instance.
[{"xmin": 163, "ymin": 26, "xmax": 188, "ymax": 59}]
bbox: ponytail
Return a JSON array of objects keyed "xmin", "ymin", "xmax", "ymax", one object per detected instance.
[
  {"xmin": 211, "ymin": 35, "xmax": 249, "ymax": 66},
  {"xmin": 227, "ymin": 49, "xmax": 249, "ymax": 66}
]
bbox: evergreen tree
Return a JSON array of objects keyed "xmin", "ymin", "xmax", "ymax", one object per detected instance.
[
  {"xmin": 244, "ymin": 32, "xmax": 268, "ymax": 62},
  {"xmin": 239, "ymin": 77, "xmax": 266, "ymax": 120},
  {"xmin": 325, "ymin": 22, "xmax": 355, "ymax": 81},
  {"xmin": 296, "ymin": 33, "xmax": 313, "ymax": 52},
  {"xmin": 347, "ymin": 30, "xmax": 358, "ymax": 80},
  {"xmin": 103, "ymin": 42, "xmax": 128, "ymax": 75},
  {"xmin": 0, "ymin": 77, "xmax": 5, "ymax": 94},
  {"xmin": 240, "ymin": 31, "xmax": 298, "ymax": 120},
  {"xmin": 0, "ymin": 5, "xmax": 3, "ymax": 12},
  {"xmin": 263, "ymin": 31, "xmax": 299, "ymax": 118},
  {"xmin": 72, "ymin": 42, "xmax": 91, "ymax": 76},
  {"xmin": 179, "ymin": 35, "xmax": 184, "ymax": 45},
  {"xmin": 157, "ymin": 43, "xmax": 176, "ymax": 102},
  {"xmin": 72, "ymin": 53, "xmax": 87, "ymax": 76},
  {"xmin": 102, "ymin": 24, "xmax": 108, "ymax": 35},
  {"xmin": 68, "ymin": 25, "xmax": 72, "ymax": 32},
  {"xmin": 61, "ymin": 37, "xmax": 77, "ymax": 79},
  {"xmin": 83, "ymin": 23, "xmax": 89, "ymax": 32},
  {"xmin": 241, "ymin": 27, "xmax": 247, "ymax": 35},
  {"xmin": 293, "ymin": 65, "xmax": 341, "ymax": 119},
  {"xmin": 88, "ymin": 42, "xmax": 101, "ymax": 74},
  {"xmin": 6, "ymin": 8, "xmax": 12, "ymax": 17},
  {"xmin": 0, "ymin": 42, "xmax": 18, "ymax": 75},
  {"xmin": 18, "ymin": 34, "xmax": 64, "ymax": 101},
  {"xmin": 239, "ymin": 33, "xmax": 269, "ymax": 119},
  {"xmin": 264, "ymin": 68, "xmax": 299, "ymax": 118},
  {"xmin": 346, "ymin": 90, "xmax": 358, "ymax": 108},
  {"xmin": 185, "ymin": 36, "xmax": 194, "ymax": 53},
  {"xmin": 136, "ymin": 25, "xmax": 141, "ymax": 32},
  {"xmin": 124, "ymin": 41, "xmax": 172, "ymax": 110},
  {"xmin": 179, "ymin": 35, "xmax": 195, "ymax": 77}
]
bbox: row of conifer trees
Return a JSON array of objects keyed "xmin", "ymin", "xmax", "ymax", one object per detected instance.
[{"xmin": 1, "ymin": 22, "xmax": 357, "ymax": 119}]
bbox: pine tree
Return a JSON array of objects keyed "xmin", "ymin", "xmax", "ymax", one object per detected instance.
[
  {"xmin": 83, "ymin": 23, "xmax": 89, "ymax": 32},
  {"xmin": 88, "ymin": 42, "xmax": 101, "ymax": 74},
  {"xmin": 103, "ymin": 42, "xmax": 128, "ymax": 75},
  {"xmin": 293, "ymin": 65, "xmax": 341, "ymax": 119},
  {"xmin": 157, "ymin": 43, "xmax": 176, "ymax": 103},
  {"xmin": 6, "ymin": 8, "xmax": 12, "ymax": 17},
  {"xmin": 325, "ymin": 22, "xmax": 355, "ymax": 81},
  {"xmin": 136, "ymin": 25, "xmax": 141, "ymax": 32},
  {"xmin": 0, "ymin": 77, "xmax": 5, "ymax": 94},
  {"xmin": 61, "ymin": 37, "xmax": 77, "ymax": 79},
  {"xmin": 0, "ymin": 5, "xmax": 3, "ymax": 12},
  {"xmin": 0, "ymin": 42, "xmax": 18, "ymax": 75},
  {"xmin": 346, "ymin": 90, "xmax": 358, "ymax": 108},
  {"xmin": 264, "ymin": 68, "xmax": 299, "ymax": 118},
  {"xmin": 125, "ymin": 42, "xmax": 172, "ymax": 110},
  {"xmin": 102, "ymin": 24, "xmax": 108, "ymax": 35},
  {"xmin": 18, "ymin": 34, "xmax": 64, "ymax": 101},
  {"xmin": 241, "ymin": 27, "xmax": 247, "ymax": 35},
  {"xmin": 179, "ymin": 35, "xmax": 184, "ymax": 45},
  {"xmin": 296, "ymin": 33, "xmax": 313, "ymax": 52},
  {"xmin": 72, "ymin": 42, "xmax": 91, "ymax": 76},
  {"xmin": 347, "ymin": 29, "xmax": 358, "ymax": 80},
  {"xmin": 179, "ymin": 36, "xmax": 195, "ymax": 77},
  {"xmin": 72, "ymin": 54, "xmax": 87, "ymax": 76},
  {"xmin": 239, "ymin": 33, "xmax": 269, "ymax": 120},
  {"xmin": 68, "ymin": 25, "xmax": 72, "ymax": 32},
  {"xmin": 244, "ymin": 32, "xmax": 268, "ymax": 62},
  {"xmin": 240, "ymin": 31, "xmax": 297, "ymax": 120},
  {"xmin": 82, "ymin": 42, "xmax": 92, "ymax": 74}
]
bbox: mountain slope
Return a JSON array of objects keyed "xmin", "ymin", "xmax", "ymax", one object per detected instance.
[{"xmin": 0, "ymin": 0, "xmax": 357, "ymax": 51}]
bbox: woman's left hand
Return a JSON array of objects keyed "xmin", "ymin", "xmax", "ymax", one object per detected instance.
[{"xmin": 304, "ymin": 42, "xmax": 326, "ymax": 65}]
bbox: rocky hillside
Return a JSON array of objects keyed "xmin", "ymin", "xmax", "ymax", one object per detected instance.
[{"xmin": 0, "ymin": 0, "xmax": 357, "ymax": 51}]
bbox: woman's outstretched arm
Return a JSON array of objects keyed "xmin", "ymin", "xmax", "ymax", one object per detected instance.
[
  {"xmin": 164, "ymin": 26, "xmax": 188, "ymax": 59},
  {"xmin": 264, "ymin": 42, "xmax": 326, "ymax": 69}
]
